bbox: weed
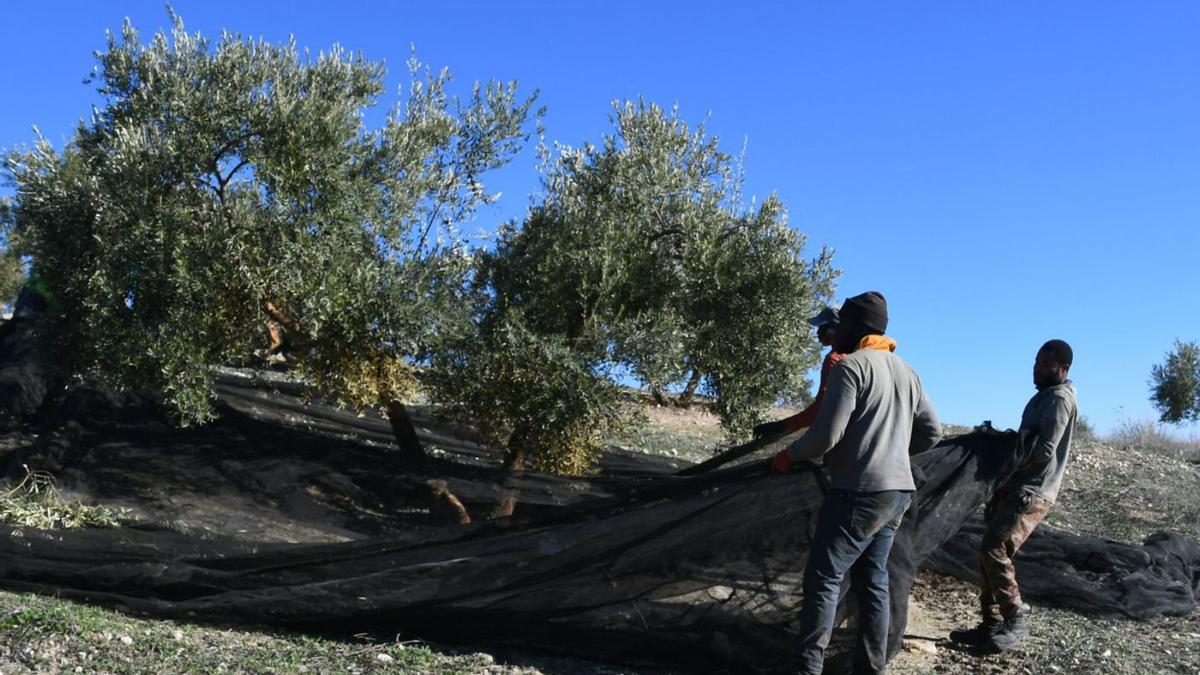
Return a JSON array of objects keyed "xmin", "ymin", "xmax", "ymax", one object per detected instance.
[{"xmin": 1105, "ymin": 417, "xmax": 1200, "ymax": 460}]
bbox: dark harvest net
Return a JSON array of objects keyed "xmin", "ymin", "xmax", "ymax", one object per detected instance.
[{"xmin": 0, "ymin": 318, "xmax": 1196, "ymax": 673}]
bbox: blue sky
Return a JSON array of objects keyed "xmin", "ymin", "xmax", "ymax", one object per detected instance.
[{"xmin": 3, "ymin": 2, "xmax": 1198, "ymax": 435}]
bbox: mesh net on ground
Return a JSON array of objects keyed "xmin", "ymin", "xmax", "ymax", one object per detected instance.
[{"xmin": 0, "ymin": 318, "xmax": 1197, "ymax": 672}]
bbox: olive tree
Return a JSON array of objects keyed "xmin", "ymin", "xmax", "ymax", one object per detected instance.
[
  {"xmin": 5, "ymin": 14, "xmax": 537, "ymax": 457},
  {"xmin": 433, "ymin": 101, "xmax": 835, "ymax": 473},
  {"xmin": 1150, "ymin": 339, "xmax": 1200, "ymax": 424}
]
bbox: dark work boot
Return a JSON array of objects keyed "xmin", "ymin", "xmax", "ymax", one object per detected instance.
[
  {"xmin": 985, "ymin": 609, "xmax": 1030, "ymax": 653},
  {"xmin": 948, "ymin": 616, "xmax": 1001, "ymax": 647}
]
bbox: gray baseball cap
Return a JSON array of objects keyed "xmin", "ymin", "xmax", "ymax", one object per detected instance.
[{"xmin": 806, "ymin": 306, "xmax": 839, "ymax": 327}]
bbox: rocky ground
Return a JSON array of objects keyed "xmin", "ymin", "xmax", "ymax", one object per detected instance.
[
  {"xmin": 892, "ymin": 571, "xmax": 1200, "ymax": 674},
  {"xmin": 888, "ymin": 434, "xmax": 1200, "ymax": 675}
]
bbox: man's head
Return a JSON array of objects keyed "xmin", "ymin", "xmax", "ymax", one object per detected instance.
[
  {"xmin": 807, "ymin": 306, "xmax": 840, "ymax": 347},
  {"xmin": 817, "ymin": 323, "xmax": 838, "ymax": 347},
  {"xmin": 834, "ymin": 291, "xmax": 888, "ymax": 353},
  {"xmin": 1034, "ymin": 339, "xmax": 1073, "ymax": 390}
]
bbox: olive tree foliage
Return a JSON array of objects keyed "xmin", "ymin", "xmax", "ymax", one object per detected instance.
[
  {"xmin": 1150, "ymin": 339, "xmax": 1200, "ymax": 424},
  {"xmin": 432, "ymin": 100, "xmax": 836, "ymax": 469},
  {"xmin": 687, "ymin": 200, "xmax": 837, "ymax": 433},
  {"xmin": 0, "ymin": 253, "xmax": 21, "ymax": 311},
  {"xmin": 0, "ymin": 202, "xmax": 25, "ymax": 309},
  {"xmin": 429, "ymin": 311, "xmax": 633, "ymax": 475},
  {"xmin": 4, "ymin": 15, "xmax": 537, "ymax": 454}
]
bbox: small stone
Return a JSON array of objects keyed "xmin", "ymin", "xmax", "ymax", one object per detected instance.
[
  {"xmin": 118, "ymin": 635, "xmax": 133, "ymax": 646},
  {"xmin": 1101, "ymin": 649, "xmax": 1111, "ymax": 658},
  {"xmin": 376, "ymin": 653, "xmax": 394, "ymax": 663},
  {"xmin": 903, "ymin": 638, "xmax": 938, "ymax": 655},
  {"xmin": 707, "ymin": 585, "xmax": 734, "ymax": 601},
  {"xmin": 173, "ymin": 630, "xmax": 183, "ymax": 640}
]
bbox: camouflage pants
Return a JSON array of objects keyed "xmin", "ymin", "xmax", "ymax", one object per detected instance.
[{"xmin": 978, "ymin": 489, "xmax": 1052, "ymax": 621}]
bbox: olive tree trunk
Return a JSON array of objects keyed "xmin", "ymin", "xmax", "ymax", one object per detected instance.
[
  {"xmin": 384, "ymin": 398, "xmax": 426, "ymax": 462},
  {"xmin": 676, "ymin": 368, "xmax": 703, "ymax": 408}
]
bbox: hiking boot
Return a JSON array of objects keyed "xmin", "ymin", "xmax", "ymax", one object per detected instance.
[
  {"xmin": 984, "ymin": 609, "xmax": 1030, "ymax": 653},
  {"xmin": 948, "ymin": 617, "xmax": 1001, "ymax": 647}
]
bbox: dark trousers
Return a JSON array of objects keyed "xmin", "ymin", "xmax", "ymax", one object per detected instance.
[{"xmin": 796, "ymin": 489, "xmax": 912, "ymax": 675}]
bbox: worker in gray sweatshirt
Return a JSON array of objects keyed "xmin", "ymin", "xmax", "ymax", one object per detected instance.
[
  {"xmin": 772, "ymin": 291, "xmax": 942, "ymax": 675},
  {"xmin": 950, "ymin": 339, "xmax": 1077, "ymax": 653}
]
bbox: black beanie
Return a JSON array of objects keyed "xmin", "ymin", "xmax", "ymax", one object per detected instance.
[{"xmin": 840, "ymin": 291, "xmax": 889, "ymax": 335}]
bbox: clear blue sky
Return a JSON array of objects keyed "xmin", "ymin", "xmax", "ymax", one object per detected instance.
[{"xmin": 3, "ymin": 2, "xmax": 1198, "ymax": 435}]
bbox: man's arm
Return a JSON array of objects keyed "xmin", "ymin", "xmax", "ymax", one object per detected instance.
[
  {"xmin": 754, "ymin": 352, "xmax": 845, "ymax": 438},
  {"xmin": 909, "ymin": 389, "xmax": 942, "ymax": 455},
  {"xmin": 783, "ymin": 362, "xmax": 858, "ymax": 462},
  {"xmin": 1030, "ymin": 394, "xmax": 1072, "ymax": 464},
  {"xmin": 782, "ymin": 351, "xmax": 846, "ymax": 432}
]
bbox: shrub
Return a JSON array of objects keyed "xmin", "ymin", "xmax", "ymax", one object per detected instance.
[
  {"xmin": 1149, "ymin": 339, "xmax": 1200, "ymax": 424},
  {"xmin": 1106, "ymin": 416, "xmax": 1200, "ymax": 458}
]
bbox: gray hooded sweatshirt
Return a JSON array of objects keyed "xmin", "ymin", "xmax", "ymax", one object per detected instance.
[
  {"xmin": 783, "ymin": 345, "xmax": 942, "ymax": 492},
  {"xmin": 1009, "ymin": 380, "xmax": 1077, "ymax": 503}
]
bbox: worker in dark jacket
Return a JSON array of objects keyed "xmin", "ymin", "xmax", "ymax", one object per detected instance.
[
  {"xmin": 950, "ymin": 339, "xmax": 1077, "ymax": 653},
  {"xmin": 772, "ymin": 291, "xmax": 942, "ymax": 674},
  {"xmin": 753, "ymin": 306, "xmax": 845, "ymax": 438}
]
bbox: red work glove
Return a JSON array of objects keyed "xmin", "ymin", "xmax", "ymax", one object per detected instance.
[{"xmin": 771, "ymin": 450, "xmax": 793, "ymax": 474}]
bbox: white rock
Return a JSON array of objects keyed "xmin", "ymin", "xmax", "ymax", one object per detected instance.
[
  {"xmin": 902, "ymin": 639, "xmax": 937, "ymax": 655},
  {"xmin": 707, "ymin": 585, "xmax": 734, "ymax": 601},
  {"xmin": 118, "ymin": 635, "xmax": 133, "ymax": 646},
  {"xmin": 376, "ymin": 653, "xmax": 394, "ymax": 663}
]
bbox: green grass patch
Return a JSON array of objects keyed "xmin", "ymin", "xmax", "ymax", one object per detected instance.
[{"xmin": 0, "ymin": 591, "xmax": 499, "ymax": 674}]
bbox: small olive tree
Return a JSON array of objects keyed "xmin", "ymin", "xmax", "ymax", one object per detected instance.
[
  {"xmin": 5, "ymin": 14, "xmax": 537, "ymax": 457},
  {"xmin": 433, "ymin": 101, "xmax": 835, "ymax": 472},
  {"xmin": 1150, "ymin": 339, "xmax": 1200, "ymax": 424},
  {"xmin": 430, "ymin": 310, "xmax": 633, "ymax": 475}
]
